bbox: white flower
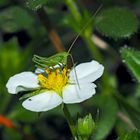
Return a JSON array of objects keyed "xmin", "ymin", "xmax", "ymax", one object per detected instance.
[{"xmin": 6, "ymin": 60, "xmax": 104, "ymax": 112}]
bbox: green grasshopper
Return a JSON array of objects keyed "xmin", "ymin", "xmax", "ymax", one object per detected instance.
[
  {"xmin": 33, "ymin": 52, "xmax": 70, "ymax": 69},
  {"xmin": 32, "ymin": 30, "xmax": 79, "ymax": 69}
]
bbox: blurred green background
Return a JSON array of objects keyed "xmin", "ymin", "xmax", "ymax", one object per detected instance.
[{"xmin": 0, "ymin": 0, "xmax": 140, "ymax": 140}]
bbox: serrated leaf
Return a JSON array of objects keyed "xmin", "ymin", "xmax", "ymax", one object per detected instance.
[
  {"xmin": 91, "ymin": 94, "xmax": 118, "ymax": 140},
  {"xmin": 117, "ymin": 130, "xmax": 140, "ymax": 140},
  {"xmin": 120, "ymin": 47, "xmax": 140, "ymax": 83},
  {"xmin": 0, "ymin": 6, "xmax": 34, "ymax": 32},
  {"xmin": 95, "ymin": 8, "xmax": 139, "ymax": 39}
]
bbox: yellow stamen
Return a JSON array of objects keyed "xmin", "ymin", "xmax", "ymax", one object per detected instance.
[{"xmin": 38, "ymin": 68, "xmax": 69, "ymax": 95}]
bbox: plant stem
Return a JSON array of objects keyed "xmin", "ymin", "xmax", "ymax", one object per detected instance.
[
  {"xmin": 64, "ymin": 0, "xmax": 102, "ymax": 62},
  {"xmin": 63, "ymin": 104, "xmax": 77, "ymax": 139},
  {"xmin": 84, "ymin": 34, "xmax": 102, "ymax": 62},
  {"xmin": 37, "ymin": 7, "xmax": 65, "ymax": 52},
  {"xmin": 65, "ymin": 0, "xmax": 81, "ymax": 22}
]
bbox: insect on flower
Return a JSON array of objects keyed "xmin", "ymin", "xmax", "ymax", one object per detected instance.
[
  {"xmin": 32, "ymin": 52, "xmax": 69, "ymax": 70},
  {"xmin": 6, "ymin": 6, "xmax": 104, "ymax": 112}
]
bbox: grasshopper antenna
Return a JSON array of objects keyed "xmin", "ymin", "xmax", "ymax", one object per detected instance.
[
  {"xmin": 69, "ymin": 54, "xmax": 81, "ymax": 89},
  {"xmin": 67, "ymin": 4, "xmax": 103, "ymax": 53}
]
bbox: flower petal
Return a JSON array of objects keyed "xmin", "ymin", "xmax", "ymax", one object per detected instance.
[
  {"xmin": 6, "ymin": 72, "xmax": 40, "ymax": 94},
  {"xmin": 22, "ymin": 91, "xmax": 62, "ymax": 112},
  {"xmin": 63, "ymin": 83, "xmax": 96, "ymax": 103},
  {"xmin": 69, "ymin": 60, "xmax": 104, "ymax": 83}
]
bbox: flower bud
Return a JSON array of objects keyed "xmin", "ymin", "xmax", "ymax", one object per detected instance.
[{"xmin": 77, "ymin": 114, "xmax": 95, "ymax": 139}]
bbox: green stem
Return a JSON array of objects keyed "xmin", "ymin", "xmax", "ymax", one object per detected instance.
[
  {"xmin": 84, "ymin": 34, "xmax": 102, "ymax": 62},
  {"xmin": 65, "ymin": 0, "xmax": 81, "ymax": 22},
  {"xmin": 63, "ymin": 104, "xmax": 77, "ymax": 139},
  {"xmin": 64, "ymin": 0, "xmax": 102, "ymax": 63}
]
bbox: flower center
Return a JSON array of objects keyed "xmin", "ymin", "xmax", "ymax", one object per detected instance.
[{"xmin": 37, "ymin": 68, "xmax": 69, "ymax": 95}]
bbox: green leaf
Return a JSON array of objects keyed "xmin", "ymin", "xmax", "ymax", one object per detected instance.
[
  {"xmin": 95, "ymin": 7, "xmax": 139, "ymax": 39},
  {"xmin": 120, "ymin": 47, "xmax": 140, "ymax": 83},
  {"xmin": 26, "ymin": 0, "xmax": 47, "ymax": 10},
  {"xmin": 0, "ymin": 38, "xmax": 32, "ymax": 84},
  {"xmin": 0, "ymin": 6, "xmax": 34, "ymax": 32},
  {"xmin": 0, "ymin": 39, "xmax": 22, "ymax": 81},
  {"xmin": 117, "ymin": 130, "xmax": 140, "ymax": 140},
  {"xmin": 91, "ymin": 95, "xmax": 118, "ymax": 140}
]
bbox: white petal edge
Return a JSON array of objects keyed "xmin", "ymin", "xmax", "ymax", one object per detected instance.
[
  {"xmin": 6, "ymin": 72, "xmax": 40, "ymax": 94},
  {"xmin": 22, "ymin": 91, "xmax": 62, "ymax": 112},
  {"xmin": 69, "ymin": 60, "xmax": 104, "ymax": 83},
  {"xmin": 63, "ymin": 83, "xmax": 96, "ymax": 104}
]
